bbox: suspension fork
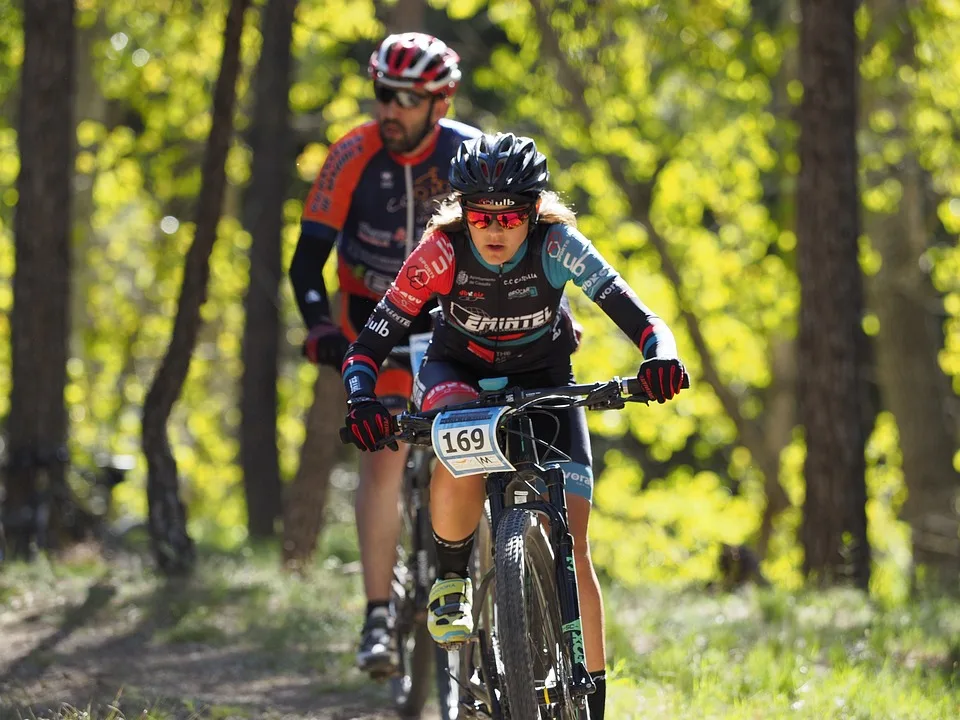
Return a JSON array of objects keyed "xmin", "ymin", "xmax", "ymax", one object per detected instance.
[{"xmin": 543, "ymin": 464, "xmax": 595, "ymax": 699}]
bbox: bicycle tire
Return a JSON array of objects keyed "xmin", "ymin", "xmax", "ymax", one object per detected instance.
[{"xmin": 495, "ymin": 507, "xmax": 576, "ymax": 720}]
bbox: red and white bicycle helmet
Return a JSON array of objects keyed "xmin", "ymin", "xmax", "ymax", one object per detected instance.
[{"xmin": 368, "ymin": 33, "xmax": 462, "ymax": 96}]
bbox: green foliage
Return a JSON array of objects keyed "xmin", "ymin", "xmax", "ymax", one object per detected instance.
[
  {"xmin": 0, "ymin": 0, "xmax": 387, "ymax": 544},
  {"xmin": 1, "ymin": 0, "xmax": 957, "ymax": 592},
  {"xmin": 458, "ymin": 0, "xmax": 805, "ymax": 582}
]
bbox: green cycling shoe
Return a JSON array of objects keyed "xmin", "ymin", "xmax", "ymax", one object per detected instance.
[{"xmin": 427, "ymin": 576, "xmax": 474, "ymax": 647}]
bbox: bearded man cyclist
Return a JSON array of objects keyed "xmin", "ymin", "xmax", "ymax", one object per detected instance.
[
  {"xmin": 288, "ymin": 32, "xmax": 481, "ymax": 675},
  {"xmin": 340, "ymin": 132, "xmax": 687, "ymax": 720}
]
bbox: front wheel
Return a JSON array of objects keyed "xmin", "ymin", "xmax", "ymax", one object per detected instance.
[{"xmin": 494, "ymin": 508, "xmax": 581, "ymax": 720}]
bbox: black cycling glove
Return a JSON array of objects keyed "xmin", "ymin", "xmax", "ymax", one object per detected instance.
[
  {"xmin": 344, "ymin": 398, "xmax": 397, "ymax": 452},
  {"xmin": 304, "ymin": 320, "xmax": 351, "ymax": 370},
  {"xmin": 637, "ymin": 358, "xmax": 686, "ymax": 403}
]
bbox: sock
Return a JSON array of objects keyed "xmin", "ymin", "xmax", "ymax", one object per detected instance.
[
  {"xmin": 587, "ymin": 670, "xmax": 606, "ymax": 720},
  {"xmin": 434, "ymin": 531, "xmax": 475, "ymax": 579},
  {"xmin": 366, "ymin": 600, "xmax": 390, "ymax": 617}
]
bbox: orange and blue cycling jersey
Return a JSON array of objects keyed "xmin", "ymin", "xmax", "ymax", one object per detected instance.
[{"xmin": 291, "ymin": 118, "xmax": 482, "ymax": 328}]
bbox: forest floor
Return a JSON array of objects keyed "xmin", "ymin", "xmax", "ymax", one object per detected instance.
[{"xmin": 0, "ymin": 542, "xmax": 958, "ymax": 720}]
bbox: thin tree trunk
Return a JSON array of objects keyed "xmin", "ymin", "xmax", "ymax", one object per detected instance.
[
  {"xmin": 141, "ymin": 0, "xmax": 250, "ymax": 575},
  {"xmin": 5, "ymin": 0, "xmax": 75, "ymax": 559},
  {"xmin": 863, "ymin": 0, "xmax": 960, "ymax": 584},
  {"xmin": 281, "ymin": 370, "xmax": 345, "ymax": 569},
  {"xmin": 796, "ymin": 0, "xmax": 870, "ymax": 588},
  {"xmin": 239, "ymin": 0, "xmax": 298, "ymax": 540}
]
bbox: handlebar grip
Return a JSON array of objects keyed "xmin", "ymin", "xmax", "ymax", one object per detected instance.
[{"xmin": 625, "ymin": 374, "xmax": 692, "ymax": 397}]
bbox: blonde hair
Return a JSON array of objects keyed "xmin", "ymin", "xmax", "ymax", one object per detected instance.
[{"xmin": 424, "ymin": 190, "xmax": 577, "ymax": 236}]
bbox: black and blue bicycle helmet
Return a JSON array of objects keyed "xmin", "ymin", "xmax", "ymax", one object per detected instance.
[{"xmin": 449, "ymin": 132, "xmax": 549, "ymax": 200}]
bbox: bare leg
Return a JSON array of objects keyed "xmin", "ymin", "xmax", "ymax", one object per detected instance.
[
  {"xmin": 355, "ymin": 443, "xmax": 409, "ymax": 602},
  {"xmin": 430, "ymin": 464, "xmax": 486, "ymax": 544},
  {"xmin": 567, "ymin": 494, "xmax": 605, "ymax": 673},
  {"xmin": 428, "ymin": 391, "xmax": 487, "ymax": 545}
]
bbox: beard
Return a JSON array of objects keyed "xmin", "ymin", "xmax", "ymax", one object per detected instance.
[{"xmin": 378, "ymin": 114, "xmax": 433, "ymax": 154}]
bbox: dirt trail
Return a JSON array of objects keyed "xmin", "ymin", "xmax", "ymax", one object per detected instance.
[{"xmin": 0, "ymin": 556, "xmax": 440, "ymax": 720}]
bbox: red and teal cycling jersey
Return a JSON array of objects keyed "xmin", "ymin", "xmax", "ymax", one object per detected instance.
[
  {"xmin": 289, "ymin": 118, "xmax": 482, "ymax": 329},
  {"xmin": 341, "ymin": 221, "xmax": 679, "ymax": 399}
]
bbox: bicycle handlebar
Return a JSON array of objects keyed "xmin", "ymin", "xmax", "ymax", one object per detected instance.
[{"xmin": 337, "ymin": 374, "xmax": 689, "ymax": 447}]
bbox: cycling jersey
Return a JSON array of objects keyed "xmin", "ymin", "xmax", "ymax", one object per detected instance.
[
  {"xmin": 341, "ymin": 221, "xmax": 679, "ymax": 401},
  {"xmin": 289, "ymin": 118, "xmax": 482, "ymax": 328}
]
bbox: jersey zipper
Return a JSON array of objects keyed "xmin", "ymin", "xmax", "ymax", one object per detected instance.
[
  {"xmin": 494, "ymin": 263, "xmax": 503, "ymax": 371},
  {"xmin": 404, "ymin": 164, "xmax": 415, "ymax": 257}
]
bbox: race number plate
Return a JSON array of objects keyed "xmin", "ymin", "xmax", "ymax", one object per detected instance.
[{"xmin": 431, "ymin": 406, "xmax": 516, "ymax": 478}]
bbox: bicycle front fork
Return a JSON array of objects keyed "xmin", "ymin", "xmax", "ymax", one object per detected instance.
[{"xmin": 543, "ymin": 465, "xmax": 596, "ymax": 700}]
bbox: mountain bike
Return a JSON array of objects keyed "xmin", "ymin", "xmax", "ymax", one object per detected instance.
[{"xmin": 342, "ymin": 374, "xmax": 685, "ymax": 718}]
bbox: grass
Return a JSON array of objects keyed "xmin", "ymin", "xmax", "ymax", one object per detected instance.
[
  {"xmin": 2, "ymin": 541, "xmax": 958, "ymax": 718},
  {"xmin": 12, "ymin": 699, "xmax": 247, "ymax": 720},
  {"xmin": 603, "ymin": 584, "xmax": 959, "ymax": 719}
]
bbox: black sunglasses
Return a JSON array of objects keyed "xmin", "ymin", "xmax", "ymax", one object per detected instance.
[{"xmin": 374, "ymin": 85, "xmax": 430, "ymax": 109}]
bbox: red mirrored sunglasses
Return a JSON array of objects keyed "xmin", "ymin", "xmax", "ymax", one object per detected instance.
[{"xmin": 463, "ymin": 205, "xmax": 534, "ymax": 230}]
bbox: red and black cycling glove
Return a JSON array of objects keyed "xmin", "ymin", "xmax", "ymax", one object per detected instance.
[
  {"xmin": 344, "ymin": 397, "xmax": 397, "ymax": 452},
  {"xmin": 637, "ymin": 358, "xmax": 686, "ymax": 403},
  {"xmin": 303, "ymin": 320, "xmax": 351, "ymax": 370}
]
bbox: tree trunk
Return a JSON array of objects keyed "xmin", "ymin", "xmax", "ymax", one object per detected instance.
[
  {"xmin": 4, "ymin": 0, "xmax": 75, "ymax": 560},
  {"xmin": 863, "ymin": 0, "xmax": 960, "ymax": 584},
  {"xmin": 796, "ymin": 0, "xmax": 870, "ymax": 588},
  {"xmin": 383, "ymin": 0, "xmax": 426, "ymax": 31},
  {"xmin": 281, "ymin": 369, "xmax": 346, "ymax": 569},
  {"xmin": 239, "ymin": 0, "xmax": 298, "ymax": 540},
  {"xmin": 141, "ymin": 0, "xmax": 250, "ymax": 575}
]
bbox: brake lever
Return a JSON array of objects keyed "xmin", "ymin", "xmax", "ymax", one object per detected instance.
[{"xmin": 583, "ymin": 381, "xmax": 624, "ymax": 410}]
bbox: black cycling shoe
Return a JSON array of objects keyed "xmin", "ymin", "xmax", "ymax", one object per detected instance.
[{"xmin": 356, "ymin": 606, "xmax": 399, "ymax": 677}]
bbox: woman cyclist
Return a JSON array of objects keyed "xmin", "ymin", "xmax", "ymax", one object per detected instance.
[{"xmin": 341, "ymin": 132, "xmax": 686, "ymax": 720}]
